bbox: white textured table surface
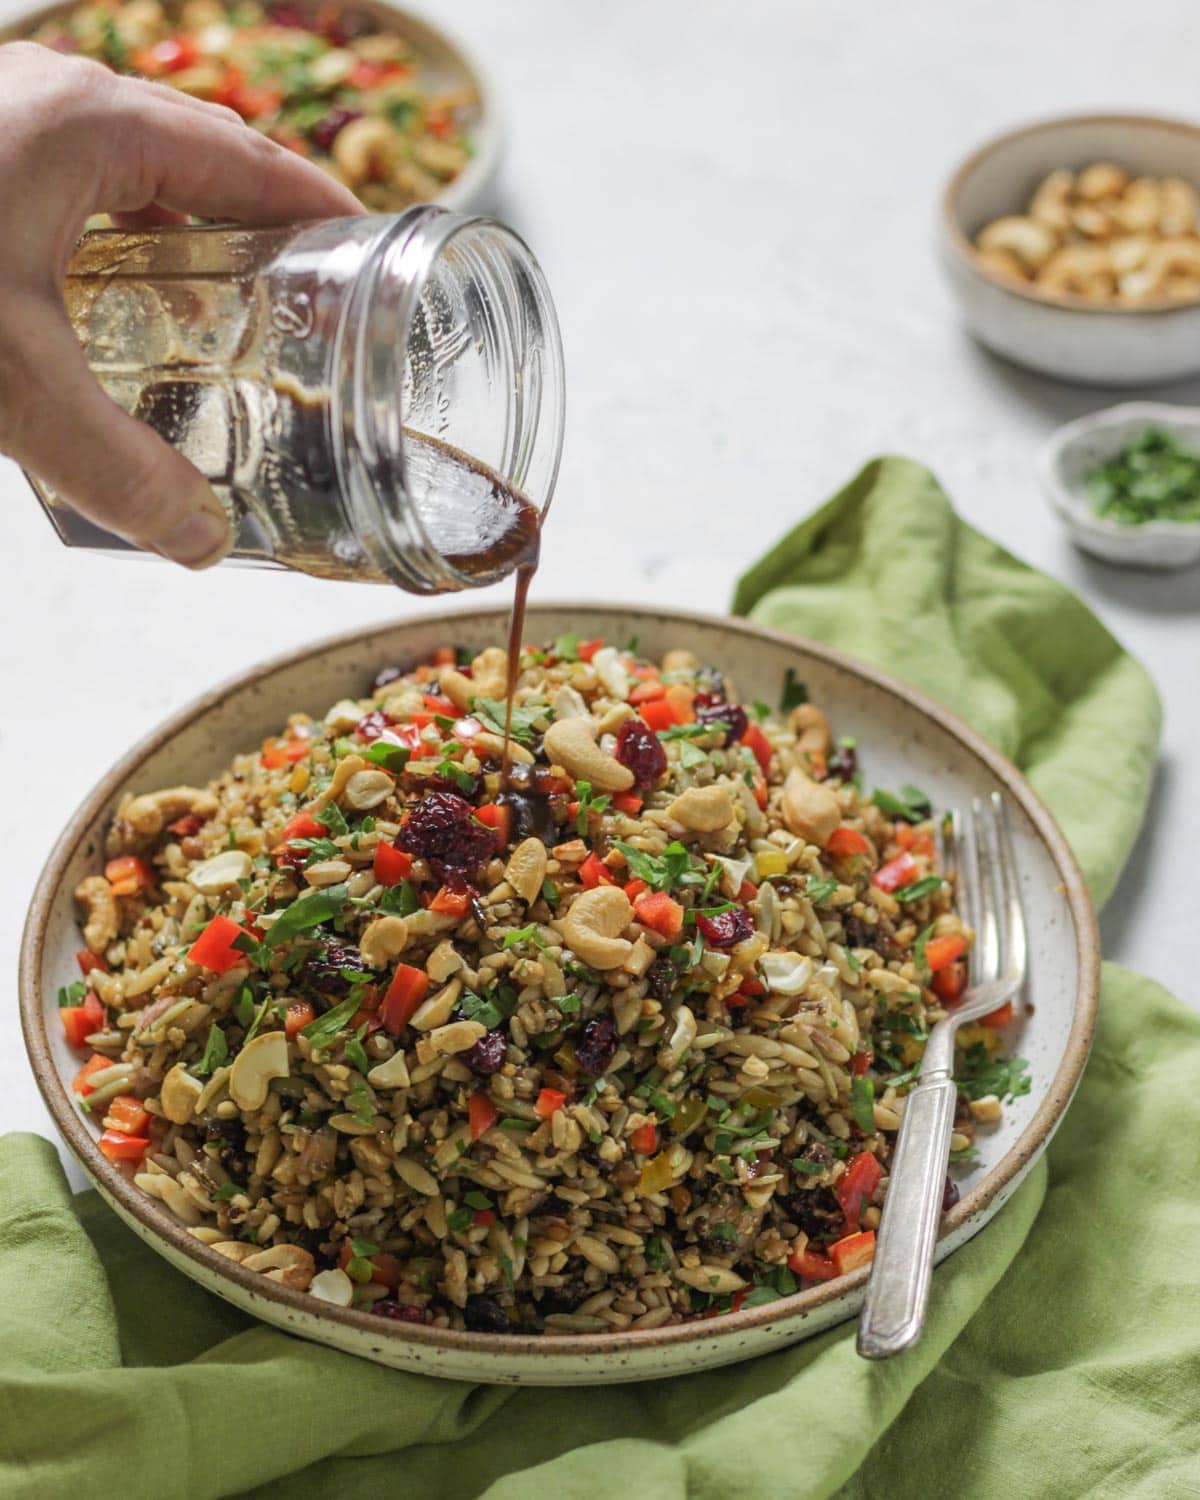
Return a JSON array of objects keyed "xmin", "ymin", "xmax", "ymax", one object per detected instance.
[{"xmin": 1, "ymin": 0, "xmax": 1198, "ymax": 1171}]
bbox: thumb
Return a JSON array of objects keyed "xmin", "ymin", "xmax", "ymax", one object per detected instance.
[{"xmin": 0, "ymin": 284, "xmax": 233, "ymax": 567}]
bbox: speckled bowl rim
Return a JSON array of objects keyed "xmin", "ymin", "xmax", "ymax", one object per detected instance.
[
  {"xmin": 19, "ymin": 603, "xmax": 1101, "ymax": 1364},
  {"xmin": 0, "ymin": 0, "xmax": 503, "ymax": 216},
  {"xmin": 941, "ymin": 111, "xmax": 1200, "ymax": 315}
]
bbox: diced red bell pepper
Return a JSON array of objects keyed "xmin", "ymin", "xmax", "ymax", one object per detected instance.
[
  {"xmin": 579, "ymin": 852, "xmax": 617, "ymax": 889},
  {"xmin": 260, "ymin": 736, "xmax": 311, "ymax": 768},
  {"xmin": 787, "ymin": 1247, "xmax": 839, "ymax": 1282},
  {"xmin": 850, "ymin": 1048, "xmax": 873, "ymax": 1077},
  {"xmin": 422, "ymin": 693, "xmax": 458, "ymax": 717},
  {"xmin": 924, "ymin": 933, "xmax": 968, "ymax": 973},
  {"xmin": 836, "ymin": 1151, "xmax": 882, "ymax": 1232},
  {"xmin": 133, "ymin": 35, "xmax": 199, "ymax": 73},
  {"xmin": 740, "ymin": 723, "xmax": 773, "ymax": 778},
  {"xmin": 664, "ymin": 683, "xmax": 696, "ymax": 723},
  {"xmin": 628, "ymin": 681, "xmax": 665, "ymax": 704},
  {"xmin": 76, "ymin": 948, "xmax": 108, "ymax": 977},
  {"xmin": 429, "ymin": 885, "xmax": 472, "ymax": 917},
  {"xmin": 825, "ymin": 825, "xmax": 871, "ymax": 859},
  {"xmin": 166, "ymin": 813, "xmax": 204, "ymax": 839},
  {"xmin": 349, "ymin": 57, "xmax": 411, "ymax": 88},
  {"xmin": 750, "ymin": 772, "xmax": 769, "ymax": 811},
  {"xmin": 639, "ymin": 698, "xmax": 685, "ymax": 732},
  {"xmin": 981, "ymin": 1000, "xmax": 1015, "ymax": 1029},
  {"xmin": 98, "ymin": 1130, "xmax": 150, "ymax": 1164},
  {"xmin": 874, "ymin": 851, "xmax": 919, "ymax": 893},
  {"xmin": 830, "ymin": 1229, "xmax": 876, "ymax": 1276},
  {"xmin": 633, "ymin": 890, "xmax": 684, "ymax": 942},
  {"xmin": 72, "ymin": 1053, "xmax": 111, "ymax": 1096},
  {"xmin": 379, "ymin": 964, "xmax": 430, "ymax": 1033},
  {"xmin": 104, "ymin": 1095, "xmax": 149, "ymax": 1136},
  {"xmin": 474, "ymin": 803, "xmax": 512, "ymax": 845},
  {"xmin": 188, "ymin": 914, "xmax": 251, "ymax": 975},
  {"xmin": 932, "ymin": 959, "xmax": 968, "ymax": 1003},
  {"xmin": 372, "ymin": 841, "xmax": 413, "ymax": 887},
  {"xmin": 534, "ymin": 1087, "xmax": 567, "ymax": 1119},
  {"xmin": 431, "ymin": 646, "xmax": 457, "ymax": 667},
  {"xmin": 279, "ymin": 811, "xmax": 328, "ymax": 843},
  {"xmin": 469, "ymin": 1092, "xmax": 498, "ymax": 1140},
  {"xmin": 61, "ymin": 991, "xmax": 105, "ymax": 1050},
  {"xmin": 577, "ymin": 638, "xmax": 605, "ymax": 662},
  {"xmin": 736, "ymin": 879, "xmax": 759, "ymax": 903},
  {"xmin": 611, "ymin": 791, "xmax": 644, "ymax": 816},
  {"xmin": 104, "ymin": 856, "xmax": 155, "ymax": 897},
  {"xmin": 739, "ymin": 976, "xmax": 766, "ymax": 998},
  {"xmin": 229, "ymin": 82, "xmax": 284, "ymax": 119},
  {"xmin": 473, "ymin": 1208, "xmax": 496, "ymax": 1227},
  {"xmin": 895, "ymin": 823, "xmax": 936, "ymax": 858},
  {"xmin": 631, "ymin": 1122, "xmax": 658, "ymax": 1154},
  {"xmin": 284, "ymin": 1001, "xmax": 315, "ymax": 1038},
  {"xmin": 623, "ymin": 878, "xmax": 648, "ymax": 900}
]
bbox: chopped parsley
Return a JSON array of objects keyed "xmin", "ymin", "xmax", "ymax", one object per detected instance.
[
  {"xmin": 379, "ymin": 880, "xmax": 420, "ymax": 917},
  {"xmin": 57, "ymin": 981, "xmax": 87, "ymax": 1007},
  {"xmin": 956, "ymin": 1044, "xmax": 1031, "ymax": 1102},
  {"xmin": 613, "ymin": 839, "xmax": 698, "ymax": 892},
  {"xmin": 195, "ymin": 1023, "xmax": 229, "ymax": 1077},
  {"xmin": 780, "ymin": 668, "xmax": 808, "ymax": 712},
  {"xmin": 893, "ymin": 876, "xmax": 946, "ymax": 904},
  {"xmin": 574, "ymin": 781, "xmax": 611, "ymax": 834},
  {"xmin": 872, "ymin": 785, "xmax": 933, "ymax": 822},
  {"xmin": 362, "ymin": 741, "xmax": 410, "ymax": 773},
  {"xmin": 850, "ymin": 1076, "xmax": 876, "ymax": 1134},
  {"xmin": 300, "ymin": 993, "xmax": 362, "ymax": 1049},
  {"xmin": 804, "ymin": 875, "xmax": 839, "ymax": 905},
  {"xmin": 261, "ymin": 884, "xmax": 349, "ymax": 946},
  {"xmin": 472, "ymin": 698, "xmax": 548, "ymax": 746}
]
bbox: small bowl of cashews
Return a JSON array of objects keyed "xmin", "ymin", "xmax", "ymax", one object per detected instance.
[{"xmin": 941, "ymin": 113, "xmax": 1200, "ymax": 385}]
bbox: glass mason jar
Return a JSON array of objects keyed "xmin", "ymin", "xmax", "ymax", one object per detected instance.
[{"xmin": 30, "ymin": 209, "xmax": 565, "ymax": 592}]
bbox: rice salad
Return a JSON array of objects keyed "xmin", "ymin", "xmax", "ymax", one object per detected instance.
[{"xmin": 61, "ymin": 636, "xmax": 1030, "ymax": 1334}]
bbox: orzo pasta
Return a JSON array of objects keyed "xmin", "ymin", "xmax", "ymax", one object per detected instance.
[{"xmin": 61, "ymin": 636, "xmax": 1030, "ymax": 1333}]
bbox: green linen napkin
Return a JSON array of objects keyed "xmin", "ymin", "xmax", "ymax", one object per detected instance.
[{"xmin": 3, "ymin": 457, "xmax": 1193, "ymax": 1500}]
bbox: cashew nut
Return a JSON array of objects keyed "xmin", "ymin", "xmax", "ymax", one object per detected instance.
[
  {"xmin": 470, "ymin": 729, "xmax": 535, "ymax": 765},
  {"xmin": 74, "ymin": 874, "xmax": 119, "ymax": 953},
  {"xmin": 666, "ymin": 784, "xmax": 735, "ymax": 833},
  {"xmin": 658, "ymin": 1003, "xmax": 697, "ymax": 1069},
  {"xmin": 243, "ymin": 1243, "xmax": 315, "ymax": 1290},
  {"xmin": 1070, "ymin": 204, "xmax": 1114, "ymax": 240},
  {"xmin": 308, "ymin": 754, "xmax": 367, "ymax": 812},
  {"xmin": 550, "ymin": 684, "xmax": 589, "ymax": 720},
  {"xmin": 505, "ymin": 836, "xmax": 548, "ymax": 904},
  {"xmin": 561, "ymin": 886, "xmax": 634, "ymax": 970},
  {"xmin": 310, "ymin": 1267, "xmax": 355, "ymax": 1305},
  {"xmin": 410, "ymin": 978, "xmax": 463, "ymax": 1032},
  {"xmin": 1111, "ymin": 176, "xmax": 1163, "ymax": 233},
  {"xmin": 119, "ymin": 786, "xmax": 219, "ymax": 841},
  {"xmin": 542, "ymin": 718, "xmax": 634, "ymax": 792},
  {"xmin": 1159, "ymin": 177, "xmax": 1200, "ymax": 236},
  {"xmin": 367, "ymin": 1050, "xmax": 411, "ymax": 1088},
  {"xmin": 1079, "ymin": 161, "xmax": 1130, "ymax": 201},
  {"xmin": 591, "ymin": 646, "xmax": 630, "ymax": 699},
  {"xmin": 188, "ymin": 849, "xmax": 251, "ymax": 894},
  {"xmin": 1035, "ymin": 245, "xmax": 1116, "ymax": 299},
  {"xmin": 332, "ymin": 116, "xmax": 397, "ymax": 187},
  {"xmin": 788, "ymin": 702, "xmax": 831, "ymax": 757},
  {"xmin": 160, "ymin": 1063, "xmax": 203, "ymax": 1124},
  {"xmin": 342, "ymin": 769, "xmax": 394, "ymax": 811},
  {"xmin": 324, "ymin": 699, "xmax": 366, "ymax": 733},
  {"xmin": 426, "ymin": 939, "xmax": 464, "ymax": 983},
  {"xmin": 424, "ymin": 1019, "xmax": 487, "ymax": 1056},
  {"xmin": 977, "ymin": 215, "xmax": 1057, "ymax": 272},
  {"xmin": 976, "ymin": 246, "xmax": 1026, "ymax": 283},
  {"xmin": 440, "ymin": 645, "xmax": 509, "ymax": 712},
  {"xmin": 228, "ymin": 1031, "xmax": 290, "ymax": 1112},
  {"xmin": 1147, "ymin": 238, "xmax": 1200, "ymax": 282},
  {"xmin": 303, "ymin": 859, "xmax": 353, "ymax": 888},
  {"xmin": 662, "ymin": 648, "xmax": 699, "ymax": 675},
  {"xmin": 359, "ymin": 915, "xmax": 411, "ymax": 968},
  {"xmin": 1029, "ymin": 168, "xmax": 1074, "ymax": 232},
  {"xmin": 780, "ymin": 768, "xmax": 841, "ymax": 848}
]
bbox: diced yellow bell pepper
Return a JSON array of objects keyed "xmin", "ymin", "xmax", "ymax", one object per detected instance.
[
  {"xmin": 673, "ymin": 1096, "xmax": 707, "ymax": 1137},
  {"xmin": 638, "ymin": 1151, "xmax": 675, "ymax": 1195},
  {"xmin": 754, "ymin": 848, "xmax": 789, "ymax": 879}
]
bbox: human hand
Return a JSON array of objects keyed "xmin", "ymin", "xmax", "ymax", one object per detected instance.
[{"xmin": 0, "ymin": 42, "xmax": 361, "ymax": 567}]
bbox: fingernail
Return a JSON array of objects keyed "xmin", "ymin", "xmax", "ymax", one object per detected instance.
[{"xmin": 156, "ymin": 508, "xmax": 233, "ymax": 569}]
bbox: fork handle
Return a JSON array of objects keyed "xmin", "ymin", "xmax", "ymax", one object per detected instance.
[{"xmin": 856, "ymin": 1074, "xmax": 958, "ymax": 1360}]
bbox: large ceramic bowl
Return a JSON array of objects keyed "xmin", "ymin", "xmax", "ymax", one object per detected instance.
[
  {"xmin": 19, "ymin": 605, "xmax": 1099, "ymax": 1385},
  {"xmin": 1, "ymin": 0, "xmax": 502, "ymax": 215},
  {"xmin": 940, "ymin": 113, "xmax": 1200, "ymax": 385}
]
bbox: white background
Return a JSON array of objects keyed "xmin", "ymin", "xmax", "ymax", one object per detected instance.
[{"xmin": 1, "ymin": 0, "xmax": 1198, "ymax": 1167}]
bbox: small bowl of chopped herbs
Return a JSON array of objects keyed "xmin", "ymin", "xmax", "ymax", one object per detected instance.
[{"xmin": 1039, "ymin": 402, "xmax": 1200, "ymax": 568}]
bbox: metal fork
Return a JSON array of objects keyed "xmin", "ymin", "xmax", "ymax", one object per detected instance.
[{"xmin": 856, "ymin": 791, "xmax": 1028, "ymax": 1360}]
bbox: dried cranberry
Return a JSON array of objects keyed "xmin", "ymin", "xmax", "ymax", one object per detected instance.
[
  {"xmin": 301, "ymin": 937, "xmax": 364, "ymax": 996},
  {"xmin": 266, "ymin": 3, "xmax": 310, "ymax": 26},
  {"xmin": 463, "ymin": 1296, "xmax": 512, "ymax": 1333},
  {"xmin": 461, "ymin": 1028, "xmax": 507, "ymax": 1076},
  {"xmin": 275, "ymin": 843, "xmax": 309, "ymax": 875},
  {"xmin": 695, "ymin": 700, "xmax": 748, "ymax": 745},
  {"xmin": 574, "ymin": 1015, "xmax": 618, "ymax": 1075},
  {"xmin": 311, "ymin": 106, "xmax": 363, "ymax": 152},
  {"xmin": 615, "ymin": 719, "xmax": 667, "ymax": 787},
  {"xmin": 396, "ymin": 791, "xmax": 498, "ymax": 875},
  {"xmin": 696, "ymin": 907, "xmax": 754, "ymax": 949},
  {"xmin": 375, "ymin": 1301, "xmax": 430, "ymax": 1325},
  {"xmin": 827, "ymin": 743, "xmax": 858, "ymax": 782},
  {"xmin": 355, "ymin": 709, "xmax": 391, "ymax": 743},
  {"xmin": 423, "ymin": 769, "xmax": 482, "ymax": 800},
  {"xmin": 942, "ymin": 1176, "xmax": 960, "ymax": 1212},
  {"xmin": 370, "ymin": 665, "xmax": 405, "ymax": 695}
]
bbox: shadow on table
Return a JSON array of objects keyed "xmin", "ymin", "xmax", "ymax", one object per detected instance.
[{"xmin": 1100, "ymin": 754, "xmax": 1174, "ymax": 959}]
